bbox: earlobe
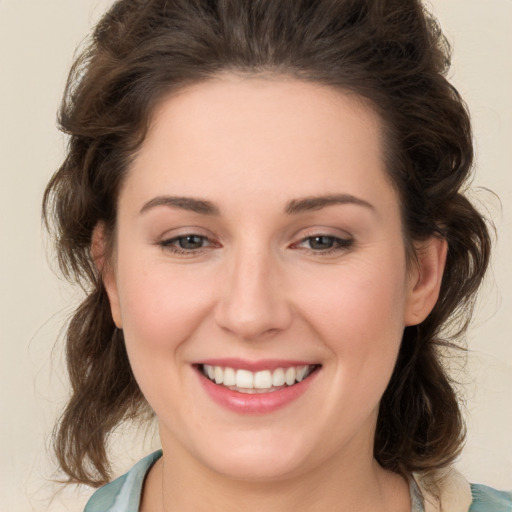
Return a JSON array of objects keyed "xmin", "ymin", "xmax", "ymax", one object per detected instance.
[
  {"xmin": 404, "ymin": 236, "xmax": 448, "ymax": 326},
  {"xmin": 91, "ymin": 223, "xmax": 123, "ymax": 329}
]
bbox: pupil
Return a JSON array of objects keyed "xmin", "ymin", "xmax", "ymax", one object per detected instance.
[
  {"xmin": 311, "ymin": 236, "xmax": 333, "ymax": 250},
  {"xmin": 180, "ymin": 235, "xmax": 203, "ymax": 249}
]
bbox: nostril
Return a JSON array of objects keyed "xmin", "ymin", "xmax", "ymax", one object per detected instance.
[{"xmin": 214, "ymin": 293, "xmax": 293, "ymax": 340}]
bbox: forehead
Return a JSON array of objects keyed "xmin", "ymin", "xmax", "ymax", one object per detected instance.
[{"xmin": 123, "ymin": 73, "xmax": 394, "ymax": 212}]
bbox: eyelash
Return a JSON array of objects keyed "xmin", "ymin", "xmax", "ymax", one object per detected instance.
[
  {"xmin": 159, "ymin": 234, "xmax": 217, "ymax": 256},
  {"xmin": 292, "ymin": 234, "xmax": 354, "ymax": 254},
  {"xmin": 159, "ymin": 234, "xmax": 354, "ymax": 256}
]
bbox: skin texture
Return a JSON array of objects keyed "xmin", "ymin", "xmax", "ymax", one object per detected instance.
[{"xmin": 97, "ymin": 74, "xmax": 447, "ymax": 511}]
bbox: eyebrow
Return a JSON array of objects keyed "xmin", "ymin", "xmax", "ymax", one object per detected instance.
[
  {"xmin": 284, "ymin": 194, "xmax": 375, "ymax": 215},
  {"xmin": 140, "ymin": 196, "xmax": 220, "ymax": 215},
  {"xmin": 139, "ymin": 193, "xmax": 375, "ymax": 216}
]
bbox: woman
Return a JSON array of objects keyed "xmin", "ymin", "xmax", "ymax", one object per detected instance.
[{"xmin": 43, "ymin": 0, "xmax": 511, "ymax": 510}]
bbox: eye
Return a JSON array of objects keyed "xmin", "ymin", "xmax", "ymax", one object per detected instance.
[
  {"xmin": 173, "ymin": 235, "xmax": 207, "ymax": 249},
  {"xmin": 307, "ymin": 236, "xmax": 338, "ymax": 250},
  {"xmin": 292, "ymin": 234, "xmax": 354, "ymax": 253},
  {"xmin": 159, "ymin": 234, "xmax": 217, "ymax": 254}
]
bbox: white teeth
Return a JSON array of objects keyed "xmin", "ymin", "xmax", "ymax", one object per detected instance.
[
  {"xmin": 296, "ymin": 366, "xmax": 308, "ymax": 382},
  {"xmin": 285, "ymin": 367, "xmax": 296, "ymax": 386},
  {"xmin": 202, "ymin": 364, "xmax": 316, "ymax": 390},
  {"xmin": 254, "ymin": 370, "xmax": 272, "ymax": 389},
  {"xmin": 223, "ymin": 367, "xmax": 236, "ymax": 386},
  {"xmin": 236, "ymin": 369, "xmax": 254, "ymax": 388},
  {"xmin": 272, "ymin": 368, "xmax": 285, "ymax": 387},
  {"xmin": 214, "ymin": 366, "xmax": 224, "ymax": 385}
]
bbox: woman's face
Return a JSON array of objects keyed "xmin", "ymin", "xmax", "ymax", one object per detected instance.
[{"xmin": 102, "ymin": 74, "xmax": 444, "ymax": 481}]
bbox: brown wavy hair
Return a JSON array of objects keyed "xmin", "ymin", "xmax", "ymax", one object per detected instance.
[{"xmin": 43, "ymin": 0, "xmax": 491, "ymax": 487}]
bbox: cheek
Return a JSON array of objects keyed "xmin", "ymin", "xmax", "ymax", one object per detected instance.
[
  {"xmin": 294, "ymin": 253, "xmax": 408, "ymax": 395},
  {"xmin": 297, "ymin": 259, "xmax": 408, "ymax": 426},
  {"xmin": 114, "ymin": 258, "xmax": 219, "ymax": 416},
  {"xmin": 116, "ymin": 258, "xmax": 215, "ymax": 355},
  {"xmin": 299, "ymin": 258, "xmax": 408, "ymax": 343}
]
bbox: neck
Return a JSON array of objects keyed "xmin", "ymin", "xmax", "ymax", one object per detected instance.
[{"xmin": 142, "ymin": 438, "xmax": 410, "ymax": 512}]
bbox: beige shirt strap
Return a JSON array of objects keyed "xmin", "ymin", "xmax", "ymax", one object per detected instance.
[{"xmin": 413, "ymin": 467, "xmax": 473, "ymax": 512}]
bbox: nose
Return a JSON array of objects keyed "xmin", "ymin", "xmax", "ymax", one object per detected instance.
[{"xmin": 214, "ymin": 245, "xmax": 293, "ymax": 341}]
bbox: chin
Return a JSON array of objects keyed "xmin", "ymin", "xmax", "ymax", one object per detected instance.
[
  {"xmin": 207, "ymin": 452, "xmax": 310, "ymax": 482},
  {"xmin": 191, "ymin": 429, "xmax": 317, "ymax": 482}
]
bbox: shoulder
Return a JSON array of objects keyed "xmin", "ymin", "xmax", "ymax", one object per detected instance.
[
  {"xmin": 84, "ymin": 450, "xmax": 163, "ymax": 512},
  {"xmin": 414, "ymin": 468, "xmax": 512, "ymax": 512},
  {"xmin": 469, "ymin": 483, "xmax": 512, "ymax": 512}
]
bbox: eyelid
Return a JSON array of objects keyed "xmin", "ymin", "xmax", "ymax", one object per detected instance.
[
  {"xmin": 155, "ymin": 227, "xmax": 353, "ymax": 255},
  {"xmin": 289, "ymin": 228, "xmax": 354, "ymax": 254},
  {"xmin": 290, "ymin": 226, "xmax": 353, "ymax": 242},
  {"xmin": 157, "ymin": 230, "xmax": 221, "ymax": 256},
  {"xmin": 293, "ymin": 235, "xmax": 353, "ymax": 248},
  {"xmin": 160, "ymin": 234, "xmax": 213, "ymax": 247},
  {"xmin": 157, "ymin": 225, "xmax": 217, "ymax": 243}
]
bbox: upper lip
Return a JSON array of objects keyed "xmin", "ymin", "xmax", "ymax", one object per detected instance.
[{"xmin": 195, "ymin": 358, "xmax": 319, "ymax": 372}]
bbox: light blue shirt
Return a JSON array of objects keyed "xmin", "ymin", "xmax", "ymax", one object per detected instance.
[{"xmin": 84, "ymin": 450, "xmax": 512, "ymax": 512}]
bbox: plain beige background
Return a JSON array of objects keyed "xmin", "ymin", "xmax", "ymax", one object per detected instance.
[{"xmin": 1, "ymin": 1, "xmax": 511, "ymax": 510}]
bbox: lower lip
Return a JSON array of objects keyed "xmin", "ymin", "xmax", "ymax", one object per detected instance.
[{"xmin": 196, "ymin": 368, "xmax": 319, "ymax": 414}]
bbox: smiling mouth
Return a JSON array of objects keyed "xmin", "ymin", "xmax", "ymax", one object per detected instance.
[{"xmin": 198, "ymin": 364, "xmax": 321, "ymax": 394}]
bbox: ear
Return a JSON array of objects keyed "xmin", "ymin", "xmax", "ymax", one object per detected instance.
[
  {"xmin": 91, "ymin": 223, "xmax": 123, "ymax": 329},
  {"xmin": 404, "ymin": 236, "xmax": 448, "ymax": 326}
]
